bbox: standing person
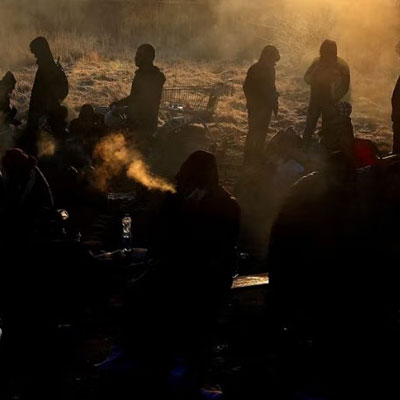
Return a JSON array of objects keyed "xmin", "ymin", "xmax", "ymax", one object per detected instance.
[
  {"xmin": 303, "ymin": 40, "xmax": 350, "ymax": 147},
  {"xmin": 0, "ymin": 71, "xmax": 19, "ymax": 127},
  {"xmin": 391, "ymin": 41, "xmax": 400, "ymax": 153},
  {"xmin": 113, "ymin": 44, "xmax": 166, "ymax": 152},
  {"xmin": 19, "ymin": 36, "xmax": 69, "ymax": 155},
  {"xmin": 243, "ymin": 45, "xmax": 280, "ymax": 164}
]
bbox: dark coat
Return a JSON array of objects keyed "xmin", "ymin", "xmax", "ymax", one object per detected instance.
[
  {"xmin": 117, "ymin": 65, "xmax": 166, "ymax": 133},
  {"xmin": 243, "ymin": 61, "xmax": 278, "ymax": 111}
]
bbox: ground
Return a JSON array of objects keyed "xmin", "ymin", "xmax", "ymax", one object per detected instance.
[{"xmin": 2, "ymin": 58, "xmax": 395, "ymax": 190}]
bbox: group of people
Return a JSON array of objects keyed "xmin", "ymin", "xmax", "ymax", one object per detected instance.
[
  {"xmin": 0, "ymin": 34, "xmax": 400, "ymax": 398},
  {"xmin": 0, "ymin": 37, "xmax": 165, "ymax": 160}
]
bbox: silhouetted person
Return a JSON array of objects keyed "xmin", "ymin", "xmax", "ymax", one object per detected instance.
[
  {"xmin": 267, "ymin": 150, "xmax": 400, "ymax": 397},
  {"xmin": 243, "ymin": 45, "xmax": 280, "ymax": 164},
  {"xmin": 119, "ymin": 151, "xmax": 240, "ymax": 380},
  {"xmin": 0, "ymin": 148, "xmax": 54, "ymax": 244},
  {"xmin": 0, "ymin": 71, "xmax": 19, "ymax": 127},
  {"xmin": 392, "ymin": 41, "xmax": 400, "ymax": 153},
  {"xmin": 303, "ymin": 40, "xmax": 350, "ymax": 147},
  {"xmin": 113, "ymin": 44, "xmax": 165, "ymax": 148},
  {"xmin": 319, "ymin": 101, "xmax": 354, "ymax": 157},
  {"xmin": 20, "ymin": 37, "xmax": 69, "ymax": 155},
  {"xmin": 69, "ymin": 104, "xmax": 106, "ymax": 157}
]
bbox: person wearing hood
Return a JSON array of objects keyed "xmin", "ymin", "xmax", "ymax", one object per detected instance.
[
  {"xmin": 113, "ymin": 44, "xmax": 166, "ymax": 144},
  {"xmin": 0, "ymin": 71, "xmax": 19, "ymax": 127},
  {"xmin": 303, "ymin": 40, "xmax": 350, "ymax": 147},
  {"xmin": 20, "ymin": 37, "xmax": 69, "ymax": 155},
  {"xmin": 243, "ymin": 45, "xmax": 280, "ymax": 164},
  {"xmin": 123, "ymin": 151, "xmax": 240, "ymax": 372}
]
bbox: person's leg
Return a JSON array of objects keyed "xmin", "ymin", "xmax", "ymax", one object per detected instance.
[
  {"xmin": 393, "ymin": 122, "xmax": 400, "ymax": 153},
  {"xmin": 17, "ymin": 114, "xmax": 40, "ymax": 156},
  {"xmin": 303, "ymin": 98, "xmax": 322, "ymax": 147},
  {"xmin": 254, "ymin": 108, "xmax": 273, "ymax": 157},
  {"xmin": 244, "ymin": 108, "xmax": 266, "ymax": 164}
]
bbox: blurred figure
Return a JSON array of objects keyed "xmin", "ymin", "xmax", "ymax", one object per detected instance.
[
  {"xmin": 69, "ymin": 103, "xmax": 106, "ymax": 157},
  {"xmin": 113, "ymin": 44, "xmax": 166, "ymax": 150},
  {"xmin": 391, "ymin": 41, "xmax": 400, "ymax": 153},
  {"xmin": 0, "ymin": 71, "xmax": 19, "ymax": 127},
  {"xmin": 0, "ymin": 148, "xmax": 54, "ymax": 243},
  {"xmin": 319, "ymin": 101, "xmax": 354, "ymax": 157},
  {"xmin": 19, "ymin": 37, "xmax": 69, "ymax": 155},
  {"xmin": 243, "ymin": 45, "xmax": 280, "ymax": 164},
  {"xmin": 120, "ymin": 151, "xmax": 240, "ymax": 381},
  {"xmin": 303, "ymin": 40, "xmax": 350, "ymax": 147}
]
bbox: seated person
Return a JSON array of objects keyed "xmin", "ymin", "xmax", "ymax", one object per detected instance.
[
  {"xmin": 155, "ymin": 151, "xmax": 240, "ymax": 352},
  {"xmin": 69, "ymin": 103, "xmax": 106, "ymax": 158},
  {"xmin": 119, "ymin": 151, "xmax": 240, "ymax": 380}
]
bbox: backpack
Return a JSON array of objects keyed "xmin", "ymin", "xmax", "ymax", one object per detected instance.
[{"xmin": 54, "ymin": 58, "xmax": 69, "ymax": 102}]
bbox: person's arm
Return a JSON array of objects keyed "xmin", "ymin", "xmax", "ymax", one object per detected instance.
[
  {"xmin": 392, "ymin": 77, "xmax": 400, "ymax": 122},
  {"xmin": 116, "ymin": 78, "xmax": 135, "ymax": 107},
  {"xmin": 334, "ymin": 60, "xmax": 351, "ymax": 101},
  {"xmin": 243, "ymin": 66, "xmax": 254, "ymax": 100},
  {"xmin": 304, "ymin": 59, "xmax": 318, "ymax": 85}
]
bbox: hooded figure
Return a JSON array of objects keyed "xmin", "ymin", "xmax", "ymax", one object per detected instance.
[
  {"xmin": 20, "ymin": 37, "xmax": 69, "ymax": 155},
  {"xmin": 0, "ymin": 71, "xmax": 18, "ymax": 126},
  {"xmin": 303, "ymin": 40, "xmax": 350, "ymax": 146},
  {"xmin": 114, "ymin": 44, "xmax": 165, "ymax": 144},
  {"xmin": 149, "ymin": 150, "xmax": 240, "ymax": 356},
  {"xmin": 69, "ymin": 103, "xmax": 106, "ymax": 158},
  {"xmin": 243, "ymin": 45, "xmax": 280, "ymax": 164}
]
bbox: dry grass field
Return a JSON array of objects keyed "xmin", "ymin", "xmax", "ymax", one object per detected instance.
[
  {"xmin": 0, "ymin": 0, "xmax": 399, "ymax": 189},
  {"xmin": 1, "ymin": 56, "xmax": 395, "ymax": 189}
]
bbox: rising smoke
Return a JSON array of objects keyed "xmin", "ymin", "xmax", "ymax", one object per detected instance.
[{"xmin": 92, "ymin": 132, "xmax": 175, "ymax": 193}]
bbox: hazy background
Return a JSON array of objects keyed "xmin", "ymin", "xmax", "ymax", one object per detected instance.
[
  {"xmin": 0, "ymin": 0, "xmax": 399, "ymax": 140},
  {"xmin": 0, "ymin": 0, "xmax": 399, "ymax": 68}
]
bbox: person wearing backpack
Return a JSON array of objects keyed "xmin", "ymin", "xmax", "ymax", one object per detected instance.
[{"xmin": 20, "ymin": 37, "xmax": 69, "ymax": 155}]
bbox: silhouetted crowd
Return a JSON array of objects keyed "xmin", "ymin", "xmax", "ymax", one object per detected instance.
[{"xmin": 0, "ymin": 36, "xmax": 400, "ymax": 399}]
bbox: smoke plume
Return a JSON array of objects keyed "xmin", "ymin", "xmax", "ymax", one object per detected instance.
[
  {"xmin": 92, "ymin": 132, "xmax": 175, "ymax": 193},
  {"xmin": 37, "ymin": 131, "xmax": 56, "ymax": 158}
]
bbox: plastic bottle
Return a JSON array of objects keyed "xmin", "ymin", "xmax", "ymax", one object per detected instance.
[{"xmin": 122, "ymin": 214, "xmax": 132, "ymax": 252}]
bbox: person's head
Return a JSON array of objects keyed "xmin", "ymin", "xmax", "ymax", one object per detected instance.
[
  {"xmin": 320, "ymin": 40, "xmax": 338, "ymax": 64},
  {"xmin": 30, "ymin": 36, "xmax": 53, "ymax": 62},
  {"xmin": 79, "ymin": 104, "xmax": 95, "ymax": 121},
  {"xmin": 176, "ymin": 150, "xmax": 219, "ymax": 196},
  {"xmin": 259, "ymin": 45, "xmax": 280, "ymax": 65},
  {"xmin": 0, "ymin": 71, "xmax": 16, "ymax": 93},
  {"xmin": 135, "ymin": 44, "xmax": 156, "ymax": 68}
]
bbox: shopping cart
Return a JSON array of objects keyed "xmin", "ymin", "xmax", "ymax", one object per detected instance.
[{"xmin": 159, "ymin": 82, "xmax": 232, "ymax": 145}]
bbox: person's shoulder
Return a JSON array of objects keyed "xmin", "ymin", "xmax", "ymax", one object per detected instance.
[
  {"xmin": 308, "ymin": 57, "xmax": 321, "ymax": 67},
  {"xmin": 337, "ymin": 57, "xmax": 350, "ymax": 71},
  {"xmin": 246, "ymin": 62, "xmax": 260, "ymax": 75}
]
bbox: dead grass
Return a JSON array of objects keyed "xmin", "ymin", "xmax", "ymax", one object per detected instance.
[{"xmin": 1, "ymin": 57, "xmax": 394, "ymax": 188}]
